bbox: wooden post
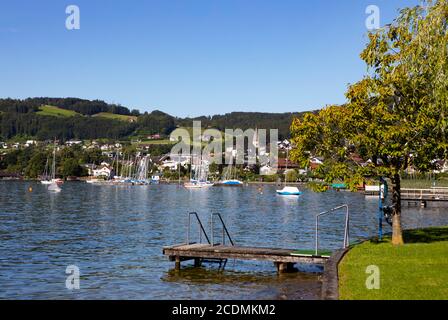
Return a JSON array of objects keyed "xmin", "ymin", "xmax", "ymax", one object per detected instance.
[
  {"xmin": 194, "ymin": 258, "xmax": 202, "ymax": 267},
  {"xmin": 175, "ymin": 256, "xmax": 181, "ymax": 270},
  {"xmin": 274, "ymin": 262, "xmax": 297, "ymax": 273}
]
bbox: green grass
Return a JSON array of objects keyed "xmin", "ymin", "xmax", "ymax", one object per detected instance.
[
  {"xmin": 36, "ymin": 105, "xmax": 80, "ymax": 117},
  {"xmin": 291, "ymin": 249, "xmax": 332, "ymax": 257},
  {"xmin": 92, "ymin": 112, "xmax": 137, "ymax": 122},
  {"xmin": 339, "ymin": 226, "xmax": 448, "ymax": 300},
  {"xmin": 137, "ymin": 139, "xmax": 175, "ymax": 145},
  {"xmin": 401, "ymin": 178, "xmax": 448, "ymax": 189}
]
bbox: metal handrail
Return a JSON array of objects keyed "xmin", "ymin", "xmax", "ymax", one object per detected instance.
[
  {"xmin": 211, "ymin": 213, "xmax": 235, "ymax": 247},
  {"xmin": 187, "ymin": 212, "xmax": 211, "ymax": 245},
  {"xmin": 315, "ymin": 204, "xmax": 349, "ymax": 256}
]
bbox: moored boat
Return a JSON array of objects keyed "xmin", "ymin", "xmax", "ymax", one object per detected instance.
[
  {"xmin": 276, "ymin": 149, "xmax": 301, "ymax": 196},
  {"xmin": 276, "ymin": 186, "xmax": 302, "ymax": 196},
  {"xmin": 219, "ymin": 179, "xmax": 243, "ymax": 186}
]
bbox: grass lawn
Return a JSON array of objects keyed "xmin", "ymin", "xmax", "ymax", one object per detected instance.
[
  {"xmin": 37, "ymin": 105, "xmax": 80, "ymax": 117},
  {"xmin": 339, "ymin": 226, "xmax": 448, "ymax": 300},
  {"xmin": 401, "ymin": 179, "xmax": 448, "ymax": 189},
  {"xmin": 92, "ymin": 112, "xmax": 137, "ymax": 122}
]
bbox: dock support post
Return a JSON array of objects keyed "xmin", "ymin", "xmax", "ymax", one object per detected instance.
[
  {"xmin": 274, "ymin": 262, "xmax": 297, "ymax": 273},
  {"xmin": 175, "ymin": 256, "xmax": 181, "ymax": 270},
  {"xmin": 194, "ymin": 258, "xmax": 202, "ymax": 267}
]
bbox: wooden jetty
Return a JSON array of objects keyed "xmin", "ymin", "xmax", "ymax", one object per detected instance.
[
  {"xmin": 365, "ymin": 187, "xmax": 448, "ymax": 207},
  {"xmin": 401, "ymin": 188, "xmax": 448, "ymax": 207},
  {"xmin": 163, "ymin": 207, "xmax": 350, "ymax": 273},
  {"xmin": 163, "ymin": 243, "xmax": 329, "ymax": 272}
]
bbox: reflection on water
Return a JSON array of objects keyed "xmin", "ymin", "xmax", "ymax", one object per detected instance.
[{"xmin": 0, "ymin": 181, "xmax": 447, "ymax": 299}]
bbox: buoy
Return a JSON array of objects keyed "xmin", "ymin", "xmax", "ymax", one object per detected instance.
[{"xmin": 28, "ymin": 187, "xmax": 33, "ymax": 192}]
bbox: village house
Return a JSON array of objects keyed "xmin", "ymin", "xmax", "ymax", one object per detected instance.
[
  {"xmin": 93, "ymin": 166, "xmax": 112, "ymax": 178},
  {"xmin": 66, "ymin": 140, "xmax": 82, "ymax": 146},
  {"xmin": 277, "ymin": 158, "xmax": 299, "ymax": 172},
  {"xmin": 147, "ymin": 134, "xmax": 161, "ymax": 140},
  {"xmin": 278, "ymin": 139, "xmax": 291, "ymax": 150},
  {"xmin": 101, "ymin": 151, "xmax": 115, "ymax": 158},
  {"xmin": 433, "ymin": 160, "xmax": 448, "ymax": 174},
  {"xmin": 260, "ymin": 165, "xmax": 277, "ymax": 176},
  {"xmin": 159, "ymin": 154, "xmax": 190, "ymax": 171},
  {"xmin": 309, "ymin": 157, "xmax": 324, "ymax": 171}
]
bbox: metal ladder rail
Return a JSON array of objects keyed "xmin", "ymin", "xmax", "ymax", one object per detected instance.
[
  {"xmin": 315, "ymin": 204, "xmax": 350, "ymax": 256},
  {"xmin": 187, "ymin": 212, "xmax": 211, "ymax": 245},
  {"xmin": 211, "ymin": 213, "xmax": 235, "ymax": 247}
]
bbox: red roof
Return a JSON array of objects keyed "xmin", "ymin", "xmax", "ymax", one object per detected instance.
[{"xmin": 277, "ymin": 158, "xmax": 298, "ymax": 169}]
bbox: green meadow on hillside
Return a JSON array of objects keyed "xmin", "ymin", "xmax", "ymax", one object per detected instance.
[
  {"xmin": 36, "ymin": 105, "xmax": 80, "ymax": 117},
  {"xmin": 92, "ymin": 112, "xmax": 137, "ymax": 122}
]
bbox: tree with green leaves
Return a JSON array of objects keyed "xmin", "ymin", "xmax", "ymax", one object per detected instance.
[
  {"xmin": 291, "ymin": 0, "xmax": 448, "ymax": 245},
  {"xmin": 61, "ymin": 158, "xmax": 87, "ymax": 178}
]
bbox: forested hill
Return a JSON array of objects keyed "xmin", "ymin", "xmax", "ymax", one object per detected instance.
[{"xmin": 0, "ymin": 98, "xmax": 310, "ymax": 141}]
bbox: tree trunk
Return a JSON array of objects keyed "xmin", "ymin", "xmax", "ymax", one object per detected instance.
[{"xmin": 391, "ymin": 173, "xmax": 404, "ymax": 245}]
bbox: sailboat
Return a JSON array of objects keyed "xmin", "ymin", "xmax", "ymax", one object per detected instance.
[
  {"xmin": 184, "ymin": 154, "xmax": 213, "ymax": 189},
  {"xmin": 217, "ymin": 155, "xmax": 243, "ymax": 186},
  {"xmin": 47, "ymin": 140, "xmax": 62, "ymax": 192},
  {"xmin": 135, "ymin": 156, "xmax": 150, "ymax": 185},
  {"xmin": 40, "ymin": 156, "xmax": 52, "ymax": 184},
  {"xmin": 276, "ymin": 149, "xmax": 302, "ymax": 196}
]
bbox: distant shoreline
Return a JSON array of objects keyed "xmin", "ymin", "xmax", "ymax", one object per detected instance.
[{"xmin": 0, "ymin": 178, "xmax": 307, "ymax": 187}]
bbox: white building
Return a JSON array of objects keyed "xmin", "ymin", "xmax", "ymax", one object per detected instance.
[
  {"xmin": 278, "ymin": 139, "xmax": 291, "ymax": 150},
  {"xmin": 260, "ymin": 165, "xmax": 277, "ymax": 176},
  {"xmin": 92, "ymin": 166, "xmax": 112, "ymax": 178},
  {"xmin": 24, "ymin": 140, "xmax": 37, "ymax": 147},
  {"xmin": 66, "ymin": 140, "xmax": 82, "ymax": 146}
]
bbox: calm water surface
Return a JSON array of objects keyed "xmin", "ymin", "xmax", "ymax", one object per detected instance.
[{"xmin": 1, "ymin": 181, "xmax": 447, "ymax": 299}]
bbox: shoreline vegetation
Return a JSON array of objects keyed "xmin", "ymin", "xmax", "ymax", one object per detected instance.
[
  {"xmin": 338, "ymin": 226, "xmax": 448, "ymax": 300},
  {"xmin": 2, "ymin": 176, "xmax": 448, "ymax": 189}
]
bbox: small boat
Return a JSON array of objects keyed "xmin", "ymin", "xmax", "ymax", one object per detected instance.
[
  {"xmin": 151, "ymin": 175, "xmax": 160, "ymax": 184},
  {"xmin": 184, "ymin": 180, "xmax": 214, "ymax": 189},
  {"xmin": 47, "ymin": 140, "xmax": 63, "ymax": 192},
  {"xmin": 184, "ymin": 155, "xmax": 214, "ymax": 189},
  {"xmin": 276, "ymin": 186, "xmax": 302, "ymax": 196},
  {"xmin": 53, "ymin": 178, "xmax": 64, "ymax": 185},
  {"xmin": 276, "ymin": 149, "xmax": 301, "ymax": 196},
  {"xmin": 184, "ymin": 182, "xmax": 203, "ymax": 189},
  {"xmin": 220, "ymin": 179, "xmax": 243, "ymax": 186},
  {"xmin": 216, "ymin": 156, "xmax": 243, "ymax": 186},
  {"xmin": 48, "ymin": 181, "xmax": 61, "ymax": 193},
  {"xmin": 40, "ymin": 156, "xmax": 51, "ymax": 184}
]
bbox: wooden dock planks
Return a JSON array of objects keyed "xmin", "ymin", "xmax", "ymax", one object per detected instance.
[{"xmin": 163, "ymin": 243, "xmax": 329, "ymax": 267}]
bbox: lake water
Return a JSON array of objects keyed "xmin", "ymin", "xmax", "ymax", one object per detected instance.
[{"xmin": 1, "ymin": 181, "xmax": 447, "ymax": 299}]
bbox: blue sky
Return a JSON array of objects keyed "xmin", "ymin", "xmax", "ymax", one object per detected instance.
[{"xmin": 0, "ymin": 0, "xmax": 419, "ymax": 117}]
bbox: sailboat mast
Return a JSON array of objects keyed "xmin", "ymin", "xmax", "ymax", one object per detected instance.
[
  {"xmin": 52, "ymin": 139, "xmax": 56, "ymax": 180},
  {"xmin": 285, "ymin": 149, "xmax": 288, "ymax": 185},
  {"xmin": 116, "ymin": 152, "xmax": 119, "ymax": 178},
  {"xmin": 178, "ymin": 154, "xmax": 181, "ymax": 185},
  {"xmin": 43, "ymin": 156, "xmax": 49, "ymax": 179}
]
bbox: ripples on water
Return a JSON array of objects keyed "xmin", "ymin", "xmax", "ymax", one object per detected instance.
[{"xmin": 0, "ymin": 181, "xmax": 447, "ymax": 299}]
